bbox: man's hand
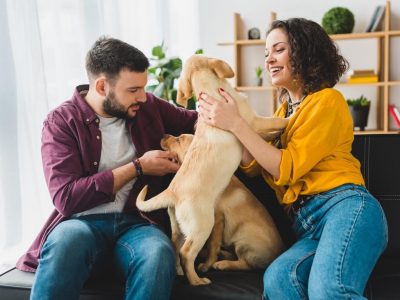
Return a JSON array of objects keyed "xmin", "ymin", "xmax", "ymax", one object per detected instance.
[{"xmin": 139, "ymin": 150, "xmax": 180, "ymax": 176}]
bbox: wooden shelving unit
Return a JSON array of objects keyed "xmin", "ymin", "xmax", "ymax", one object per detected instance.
[{"xmin": 218, "ymin": 1, "xmax": 400, "ymax": 134}]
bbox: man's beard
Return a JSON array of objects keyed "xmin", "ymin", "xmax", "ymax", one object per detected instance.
[{"xmin": 103, "ymin": 90, "xmax": 139, "ymax": 119}]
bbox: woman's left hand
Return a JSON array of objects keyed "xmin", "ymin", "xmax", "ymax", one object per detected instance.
[{"xmin": 198, "ymin": 88, "xmax": 243, "ymax": 132}]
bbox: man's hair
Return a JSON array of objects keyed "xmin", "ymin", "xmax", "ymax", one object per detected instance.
[
  {"xmin": 85, "ymin": 36, "xmax": 150, "ymax": 83},
  {"xmin": 268, "ymin": 18, "xmax": 349, "ymax": 100}
]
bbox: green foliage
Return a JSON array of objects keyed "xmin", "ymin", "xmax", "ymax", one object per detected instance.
[
  {"xmin": 146, "ymin": 42, "xmax": 203, "ymax": 110},
  {"xmin": 347, "ymin": 95, "xmax": 371, "ymax": 107},
  {"xmin": 255, "ymin": 66, "xmax": 263, "ymax": 78},
  {"xmin": 322, "ymin": 7, "xmax": 355, "ymax": 34}
]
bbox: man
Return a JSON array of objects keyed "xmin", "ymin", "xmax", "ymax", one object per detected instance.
[{"xmin": 17, "ymin": 37, "xmax": 197, "ymax": 300}]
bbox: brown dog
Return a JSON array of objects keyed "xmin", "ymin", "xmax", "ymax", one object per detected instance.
[
  {"xmin": 136, "ymin": 55, "xmax": 288, "ymax": 285},
  {"xmin": 162, "ymin": 134, "xmax": 284, "ymax": 274}
]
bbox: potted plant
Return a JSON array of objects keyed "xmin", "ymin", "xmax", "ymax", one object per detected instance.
[
  {"xmin": 255, "ymin": 66, "xmax": 263, "ymax": 86},
  {"xmin": 146, "ymin": 42, "xmax": 202, "ymax": 110},
  {"xmin": 322, "ymin": 7, "xmax": 355, "ymax": 34},
  {"xmin": 347, "ymin": 95, "xmax": 371, "ymax": 131}
]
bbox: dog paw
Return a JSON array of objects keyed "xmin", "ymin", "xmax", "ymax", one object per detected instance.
[
  {"xmin": 197, "ymin": 262, "xmax": 211, "ymax": 273},
  {"xmin": 212, "ymin": 261, "xmax": 230, "ymax": 270},
  {"xmin": 190, "ymin": 277, "xmax": 211, "ymax": 286}
]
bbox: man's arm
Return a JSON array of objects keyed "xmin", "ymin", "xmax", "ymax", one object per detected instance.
[{"xmin": 112, "ymin": 150, "xmax": 179, "ymax": 193}]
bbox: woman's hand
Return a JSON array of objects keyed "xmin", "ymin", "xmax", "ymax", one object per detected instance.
[{"xmin": 198, "ymin": 88, "xmax": 244, "ymax": 132}]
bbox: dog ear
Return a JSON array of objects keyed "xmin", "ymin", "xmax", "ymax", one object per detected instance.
[
  {"xmin": 176, "ymin": 77, "xmax": 192, "ymax": 108},
  {"xmin": 208, "ymin": 58, "xmax": 235, "ymax": 79}
]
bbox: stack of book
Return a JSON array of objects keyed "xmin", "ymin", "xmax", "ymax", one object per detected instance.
[
  {"xmin": 347, "ymin": 69, "xmax": 379, "ymax": 84},
  {"xmin": 389, "ymin": 104, "xmax": 400, "ymax": 128}
]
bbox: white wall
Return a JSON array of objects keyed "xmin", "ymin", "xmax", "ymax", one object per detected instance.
[{"xmin": 197, "ymin": 0, "xmax": 400, "ymax": 130}]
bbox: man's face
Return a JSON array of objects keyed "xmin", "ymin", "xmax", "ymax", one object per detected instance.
[{"xmin": 103, "ymin": 69, "xmax": 148, "ymax": 119}]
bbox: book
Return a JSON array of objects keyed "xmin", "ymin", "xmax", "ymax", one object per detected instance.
[
  {"xmin": 347, "ymin": 76, "xmax": 378, "ymax": 83},
  {"xmin": 389, "ymin": 104, "xmax": 400, "ymax": 127},
  {"xmin": 349, "ymin": 69, "xmax": 376, "ymax": 76},
  {"xmin": 365, "ymin": 6, "xmax": 385, "ymax": 32}
]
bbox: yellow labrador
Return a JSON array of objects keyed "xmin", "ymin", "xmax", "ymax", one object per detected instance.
[
  {"xmin": 160, "ymin": 134, "xmax": 284, "ymax": 273},
  {"xmin": 136, "ymin": 55, "xmax": 288, "ymax": 285}
]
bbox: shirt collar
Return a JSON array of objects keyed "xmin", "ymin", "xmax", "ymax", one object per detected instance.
[{"xmin": 72, "ymin": 85, "xmax": 99, "ymax": 125}]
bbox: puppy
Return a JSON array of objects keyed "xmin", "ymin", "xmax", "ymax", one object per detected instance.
[
  {"xmin": 161, "ymin": 134, "xmax": 284, "ymax": 273},
  {"xmin": 136, "ymin": 55, "xmax": 288, "ymax": 285}
]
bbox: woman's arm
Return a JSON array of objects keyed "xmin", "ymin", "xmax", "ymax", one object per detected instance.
[{"xmin": 198, "ymin": 89, "xmax": 282, "ymax": 179}]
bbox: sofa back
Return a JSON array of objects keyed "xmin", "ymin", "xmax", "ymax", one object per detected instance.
[{"xmin": 351, "ymin": 134, "xmax": 400, "ymax": 258}]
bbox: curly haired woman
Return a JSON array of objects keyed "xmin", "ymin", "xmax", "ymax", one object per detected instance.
[{"xmin": 198, "ymin": 18, "xmax": 388, "ymax": 299}]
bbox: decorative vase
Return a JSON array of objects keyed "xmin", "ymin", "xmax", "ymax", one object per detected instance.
[
  {"xmin": 349, "ymin": 105, "xmax": 370, "ymax": 131},
  {"xmin": 256, "ymin": 77, "xmax": 263, "ymax": 87}
]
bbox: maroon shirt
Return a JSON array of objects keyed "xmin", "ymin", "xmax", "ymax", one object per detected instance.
[{"xmin": 17, "ymin": 85, "xmax": 197, "ymax": 272}]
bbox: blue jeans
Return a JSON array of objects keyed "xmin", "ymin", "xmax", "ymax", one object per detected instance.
[
  {"xmin": 263, "ymin": 184, "xmax": 388, "ymax": 300},
  {"xmin": 30, "ymin": 213, "xmax": 175, "ymax": 300}
]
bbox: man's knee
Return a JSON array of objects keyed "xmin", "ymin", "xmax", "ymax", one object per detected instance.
[{"xmin": 42, "ymin": 219, "xmax": 96, "ymax": 260}]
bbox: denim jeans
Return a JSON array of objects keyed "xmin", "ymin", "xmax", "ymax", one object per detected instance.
[
  {"xmin": 263, "ymin": 184, "xmax": 388, "ymax": 300},
  {"xmin": 30, "ymin": 213, "xmax": 175, "ymax": 300}
]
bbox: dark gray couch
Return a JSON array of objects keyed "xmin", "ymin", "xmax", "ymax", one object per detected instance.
[{"xmin": 1, "ymin": 134, "xmax": 399, "ymax": 299}]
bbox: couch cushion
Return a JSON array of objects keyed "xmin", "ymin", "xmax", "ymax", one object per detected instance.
[{"xmin": 0, "ymin": 267, "xmax": 263, "ymax": 300}]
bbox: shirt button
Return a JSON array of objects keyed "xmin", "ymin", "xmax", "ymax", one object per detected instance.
[
  {"xmin": 96, "ymin": 135, "xmax": 100, "ymax": 140},
  {"xmin": 86, "ymin": 118, "xmax": 90, "ymax": 122},
  {"xmin": 93, "ymin": 161, "xmax": 98, "ymax": 166},
  {"xmin": 95, "ymin": 119, "xmax": 99, "ymax": 123}
]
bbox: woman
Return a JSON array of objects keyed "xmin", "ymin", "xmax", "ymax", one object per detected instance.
[{"xmin": 198, "ymin": 18, "xmax": 388, "ymax": 299}]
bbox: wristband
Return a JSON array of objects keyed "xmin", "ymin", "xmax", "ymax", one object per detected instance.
[{"xmin": 133, "ymin": 158, "xmax": 143, "ymax": 177}]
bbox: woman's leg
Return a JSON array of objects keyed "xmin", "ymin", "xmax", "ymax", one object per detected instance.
[
  {"xmin": 308, "ymin": 187, "xmax": 388, "ymax": 299},
  {"xmin": 263, "ymin": 238, "xmax": 317, "ymax": 300}
]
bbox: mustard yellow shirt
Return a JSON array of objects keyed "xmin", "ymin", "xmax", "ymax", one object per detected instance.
[{"xmin": 241, "ymin": 88, "xmax": 365, "ymax": 205}]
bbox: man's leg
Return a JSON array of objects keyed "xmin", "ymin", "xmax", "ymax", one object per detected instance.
[
  {"xmin": 113, "ymin": 224, "xmax": 176, "ymax": 300},
  {"xmin": 30, "ymin": 218, "xmax": 110, "ymax": 300},
  {"xmin": 263, "ymin": 238, "xmax": 317, "ymax": 300}
]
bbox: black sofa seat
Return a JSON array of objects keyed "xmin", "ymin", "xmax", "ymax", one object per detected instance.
[{"xmin": 1, "ymin": 134, "xmax": 399, "ymax": 300}]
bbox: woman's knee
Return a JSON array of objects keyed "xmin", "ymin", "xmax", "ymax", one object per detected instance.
[{"xmin": 263, "ymin": 258, "xmax": 291, "ymax": 295}]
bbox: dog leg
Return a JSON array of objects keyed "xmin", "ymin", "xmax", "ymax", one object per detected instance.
[
  {"xmin": 179, "ymin": 213, "xmax": 214, "ymax": 285},
  {"xmin": 212, "ymin": 259, "xmax": 251, "ymax": 271},
  {"xmin": 168, "ymin": 207, "xmax": 184, "ymax": 276},
  {"xmin": 198, "ymin": 211, "xmax": 224, "ymax": 273},
  {"xmin": 251, "ymin": 116, "xmax": 290, "ymax": 140}
]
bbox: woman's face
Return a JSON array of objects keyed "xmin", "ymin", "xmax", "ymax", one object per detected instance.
[{"xmin": 265, "ymin": 28, "xmax": 295, "ymax": 90}]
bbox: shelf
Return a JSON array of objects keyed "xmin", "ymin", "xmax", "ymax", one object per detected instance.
[
  {"xmin": 354, "ymin": 130, "xmax": 400, "ymax": 135},
  {"xmin": 218, "ymin": 39, "xmax": 265, "ymax": 46},
  {"xmin": 330, "ymin": 32, "xmax": 385, "ymax": 40},
  {"xmin": 388, "ymin": 81, "xmax": 400, "ymax": 86},
  {"xmin": 236, "ymin": 86, "xmax": 275, "ymax": 91},
  {"xmin": 218, "ymin": 29, "xmax": 400, "ymax": 46},
  {"xmin": 337, "ymin": 82, "xmax": 385, "ymax": 87}
]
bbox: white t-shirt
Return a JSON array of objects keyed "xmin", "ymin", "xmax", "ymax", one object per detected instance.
[{"xmin": 74, "ymin": 115, "xmax": 136, "ymax": 216}]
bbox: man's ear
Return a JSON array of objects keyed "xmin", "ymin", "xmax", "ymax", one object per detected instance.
[{"xmin": 95, "ymin": 77, "xmax": 107, "ymax": 96}]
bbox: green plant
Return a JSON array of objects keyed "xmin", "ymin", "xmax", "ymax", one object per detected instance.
[
  {"xmin": 146, "ymin": 42, "xmax": 203, "ymax": 109},
  {"xmin": 322, "ymin": 7, "xmax": 355, "ymax": 34},
  {"xmin": 347, "ymin": 95, "xmax": 371, "ymax": 107},
  {"xmin": 255, "ymin": 66, "xmax": 263, "ymax": 78}
]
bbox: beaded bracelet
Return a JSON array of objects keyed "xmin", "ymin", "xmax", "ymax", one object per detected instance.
[{"xmin": 133, "ymin": 158, "xmax": 143, "ymax": 177}]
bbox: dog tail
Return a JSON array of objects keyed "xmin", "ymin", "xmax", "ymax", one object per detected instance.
[{"xmin": 136, "ymin": 185, "xmax": 175, "ymax": 212}]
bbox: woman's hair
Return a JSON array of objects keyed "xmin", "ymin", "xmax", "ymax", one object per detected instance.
[
  {"xmin": 85, "ymin": 36, "xmax": 149, "ymax": 83},
  {"xmin": 267, "ymin": 18, "xmax": 349, "ymax": 101}
]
